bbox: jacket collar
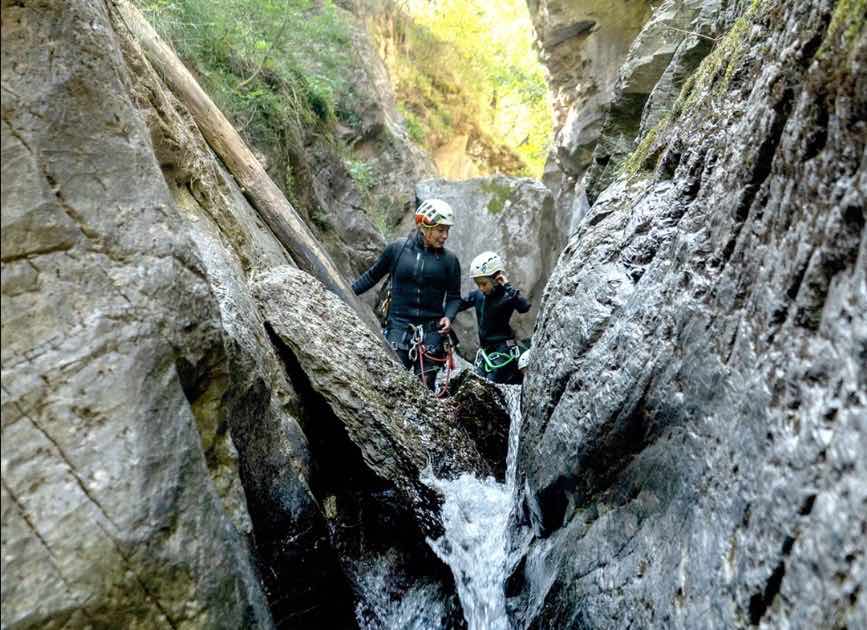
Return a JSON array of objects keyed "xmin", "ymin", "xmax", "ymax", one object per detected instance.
[{"xmin": 413, "ymin": 230, "xmax": 443, "ymax": 253}]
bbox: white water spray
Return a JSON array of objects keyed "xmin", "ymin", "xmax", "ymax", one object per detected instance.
[{"xmin": 423, "ymin": 385, "xmax": 523, "ymax": 630}]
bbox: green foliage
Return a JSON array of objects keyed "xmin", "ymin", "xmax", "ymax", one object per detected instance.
[
  {"xmin": 622, "ymin": 0, "xmax": 774, "ymax": 178},
  {"xmin": 138, "ymin": 0, "xmax": 353, "ymax": 136},
  {"xmin": 346, "ymin": 159, "xmax": 375, "ymax": 191},
  {"xmin": 137, "ymin": 0, "xmax": 364, "ymax": 215},
  {"xmin": 670, "ymin": 0, "xmax": 764, "ymax": 121},
  {"xmin": 384, "ymin": 0, "xmax": 552, "ymax": 177},
  {"xmin": 621, "ymin": 115, "xmax": 669, "ymax": 176},
  {"xmin": 480, "ymin": 181, "xmax": 513, "ymax": 215},
  {"xmin": 399, "ymin": 105, "xmax": 426, "ymax": 143}
]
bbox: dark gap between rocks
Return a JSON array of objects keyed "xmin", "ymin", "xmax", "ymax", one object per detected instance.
[{"xmin": 264, "ymin": 322, "xmax": 466, "ymax": 629}]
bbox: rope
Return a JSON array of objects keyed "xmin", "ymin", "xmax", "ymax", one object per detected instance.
[{"xmin": 408, "ymin": 324, "xmax": 455, "ymax": 398}]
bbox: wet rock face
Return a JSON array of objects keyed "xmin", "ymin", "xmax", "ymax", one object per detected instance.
[
  {"xmin": 447, "ymin": 371, "xmax": 512, "ymax": 482},
  {"xmin": 1, "ymin": 2, "xmax": 273, "ymax": 627},
  {"xmin": 512, "ymin": 0, "xmax": 866, "ymax": 628},
  {"xmin": 416, "ymin": 177, "xmax": 557, "ymax": 357},
  {"xmin": 253, "ymin": 266, "xmax": 513, "ymax": 627}
]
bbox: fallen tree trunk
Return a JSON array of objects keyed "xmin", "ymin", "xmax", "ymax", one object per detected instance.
[{"xmin": 110, "ymin": 0, "xmax": 381, "ymax": 333}]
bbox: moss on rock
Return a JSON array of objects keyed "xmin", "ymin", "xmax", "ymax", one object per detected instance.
[{"xmin": 480, "ymin": 180, "xmax": 514, "ymax": 215}]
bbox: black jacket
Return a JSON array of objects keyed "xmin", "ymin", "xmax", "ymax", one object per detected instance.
[
  {"xmin": 352, "ymin": 232, "xmax": 462, "ymax": 324},
  {"xmin": 459, "ymin": 283, "xmax": 531, "ymax": 347}
]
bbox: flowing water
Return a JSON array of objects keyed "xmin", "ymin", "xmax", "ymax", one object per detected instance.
[
  {"xmin": 352, "ymin": 550, "xmax": 454, "ymax": 630},
  {"xmin": 422, "ymin": 385, "xmax": 524, "ymax": 630}
]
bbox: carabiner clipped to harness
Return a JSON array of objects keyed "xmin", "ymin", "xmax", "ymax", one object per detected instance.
[
  {"xmin": 407, "ymin": 322, "xmax": 455, "ymax": 398},
  {"xmin": 407, "ymin": 324, "xmax": 425, "ymax": 362},
  {"xmin": 475, "ymin": 344, "xmax": 522, "ymax": 373}
]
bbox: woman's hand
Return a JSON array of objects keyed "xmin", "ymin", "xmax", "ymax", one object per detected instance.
[
  {"xmin": 495, "ymin": 272, "xmax": 509, "ymax": 286},
  {"xmin": 438, "ymin": 317, "xmax": 451, "ymax": 334}
]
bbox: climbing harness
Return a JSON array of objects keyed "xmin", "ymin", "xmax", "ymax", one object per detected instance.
[
  {"xmin": 475, "ymin": 344, "xmax": 522, "ymax": 374},
  {"xmin": 408, "ymin": 323, "xmax": 456, "ymax": 398}
]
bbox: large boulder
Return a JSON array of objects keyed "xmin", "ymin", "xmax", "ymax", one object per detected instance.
[
  {"xmin": 252, "ymin": 265, "xmax": 513, "ymax": 627},
  {"xmin": 416, "ymin": 177, "xmax": 557, "ymax": 357},
  {"xmin": 508, "ymin": 1, "xmax": 866, "ymax": 628},
  {"xmin": 1, "ymin": 2, "xmax": 272, "ymax": 627},
  {"xmin": 252, "ymin": 266, "xmax": 507, "ymax": 527}
]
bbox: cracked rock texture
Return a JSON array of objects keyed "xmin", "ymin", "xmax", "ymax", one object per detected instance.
[
  {"xmin": 1, "ymin": 2, "xmax": 273, "ymax": 627},
  {"xmin": 512, "ymin": 0, "xmax": 865, "ymax": 628},
  {"xmin": 1, "ymin": 4, "xmax": 516, "ymax": 617},
  {"xmin": 254, "ymin": 265, "xmax": 506, "ymax": 524},
  {"xmin": 3, "ymin": 2, "xmax": 458, "ymax": 628}
]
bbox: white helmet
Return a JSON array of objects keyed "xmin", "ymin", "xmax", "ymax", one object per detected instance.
[
  {"xmin": 518, "ymin": 348, "xmax": 532, "ymax": 371},
  {"xmin": 469, "ymin": 251, "xmax": 505, "ymax": 278},
  {"xmin": 415, "ymin": 198, "xmax": 455, "ymax": 227}
]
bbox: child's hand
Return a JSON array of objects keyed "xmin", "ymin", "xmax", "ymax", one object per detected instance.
[{"xmin": 495, "ymin": 272, "xmax": 509, "ymax": 286}]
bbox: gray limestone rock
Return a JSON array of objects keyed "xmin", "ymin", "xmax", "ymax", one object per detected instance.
[
  {"xmin": 252, "ymin": 265, "xmax": 514, "ymax": 628},
  {"xmin": 111, "ymin": 16, "xmax": 373, "ymax": 626},
  {"xmin": 252, "ymin": 265, "xmax": 497, "ymax": 526},
  {"xmin": 1, "ymin": 2, "xmax": 273, "ymax": 627},
  {"xmin": 510, "ymin": 0, "xmax": 866, "ymax": 627},
  {"xmin": 582, "ymin": 0, "xmax": 714, "ymax": 202},
  {"xmin": 527, "ymin": 0, "xmax": 654, "ymax": 259}
]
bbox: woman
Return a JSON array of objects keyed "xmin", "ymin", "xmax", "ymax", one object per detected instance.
[{"xmin": 352, "ymin": 198, "xmax": 461, "ymax": 390}]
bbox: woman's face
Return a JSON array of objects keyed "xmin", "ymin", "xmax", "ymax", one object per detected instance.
[
  {"xmin": 421, "ymin": 224, "xmax": 450, "ymax": 249},
  {"xmin": 474, "ymin": 276, "xmax": 495, "ymax": 295}
]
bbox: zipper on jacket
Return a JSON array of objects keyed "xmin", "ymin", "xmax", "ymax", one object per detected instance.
[{"xmin": 416, "ymin": 251, "xmax": 423, "ymax": 320}]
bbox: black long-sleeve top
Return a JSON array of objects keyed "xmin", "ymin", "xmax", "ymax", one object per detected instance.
[
  {"xmin": 458, "ymin": 282, "xmax": 531, "ymax": 347},
  {"xmin": 352, "ymin": 231, "xmax": 462, "ymax": 323}
]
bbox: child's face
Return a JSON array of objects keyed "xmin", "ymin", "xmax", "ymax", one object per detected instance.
[{"xmin": 474, "ymin": 276, "xmax": 495, "ymax": 295}]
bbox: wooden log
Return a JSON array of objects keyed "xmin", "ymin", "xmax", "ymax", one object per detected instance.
[{"xmin": 110, "ymin": 0, "xmax": 381, "ymax": 333}]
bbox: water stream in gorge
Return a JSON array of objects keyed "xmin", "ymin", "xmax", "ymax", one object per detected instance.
[
  {"xmin": 424, "ymin": 385, "xmax": 524, "ymax": 630},
  {"xmin": 353, "ymin": 384, "xmax": 524, "ymax": 629}
]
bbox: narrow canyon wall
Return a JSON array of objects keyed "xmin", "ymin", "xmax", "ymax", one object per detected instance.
[
  {"xmin": 513, "ymin": 0, "xmax": 866, "ymax": 627},
  {"xmin": 1, "ymin": 3, "xmax": 516, "ymax": 628},
  {"xmin": 1, "ymin": 2, "xmax": 273, "ymax": 626}
]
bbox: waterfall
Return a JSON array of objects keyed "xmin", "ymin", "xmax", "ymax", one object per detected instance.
[
  {"xmin": 422, "ymin": 385, "xmax": 523, "ymax": 630},
  {"xmin": 352, "ymin": 551, "xmax": 453, "ymax": 629}
]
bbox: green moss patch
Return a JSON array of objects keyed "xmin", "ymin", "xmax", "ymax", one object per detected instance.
[
  {"xmin": 480, "ymin": 181, "xmax": 513, "ymax": 215},
  {"xmin": 818, "ymin": 0, "xmax": 866, "ymax": 59}
]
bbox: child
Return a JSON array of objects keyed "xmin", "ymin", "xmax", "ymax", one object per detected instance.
[{"xmin": 459, "ymin": 251, "xmax": 531, "ymax": 384}]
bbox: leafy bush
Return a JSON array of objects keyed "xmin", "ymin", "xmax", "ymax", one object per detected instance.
[
  {"xmin": 346, "ymin": 159, "xmax": 375, "ymax": 191},
  {"xmin": 137, "ymin": 0, "xmax": 360, "ymax": 209},
  {"xmin": 138, "ymin": 0, "xmax": 353, "ymax": 134},
  {"xmin": 381, "ymin": 0, "xmax": 553, "ymax": 176}
]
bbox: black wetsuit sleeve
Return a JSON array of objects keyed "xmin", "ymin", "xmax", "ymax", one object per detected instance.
[
  {"xmin": 457, "ymin": 290, "xmax": 479, "ymax": 313},
  {"xmin": 504, "ymin": 283, "xmax": 531, "ymax": 313},
  {"xmin": 444, "ymin": 256, "xmax": 462, "ymax": 321},
  {"xmin": 352, "ymin": 242, "xmax": 395, "ymax": 295}
]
